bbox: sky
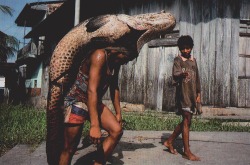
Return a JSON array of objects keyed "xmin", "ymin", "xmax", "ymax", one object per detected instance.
[{"xmin": 0, "ymin": 0, "xmax": 58, "ymax": 62}]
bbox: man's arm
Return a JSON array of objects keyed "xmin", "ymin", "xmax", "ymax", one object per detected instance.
[
  {"xmin": 87, "ymin": 49, "xmax": 105, "ymax": 144},
  {"xmin": 110, "ymin": 65, "xmax": 122, "ymax": 124}
]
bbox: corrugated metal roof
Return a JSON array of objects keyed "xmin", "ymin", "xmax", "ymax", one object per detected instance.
[
  {"xmin": 25, "ymin": 0, "xmax": 74, "ymax": 38},
  {"xmin": 15, "ymin": 1, "xmax": 65, "ymax": 27}
]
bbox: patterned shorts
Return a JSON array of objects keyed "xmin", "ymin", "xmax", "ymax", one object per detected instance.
[{"xmin": 64, "ymin": 102, "xmax": 89, "ymax": 124}]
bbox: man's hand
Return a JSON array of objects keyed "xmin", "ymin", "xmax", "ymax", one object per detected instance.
[
  {"xmin": 116, "ymin": 114, "xmax": 122, "ymax": 126},
  {"xmin": 89, "ymin": 126, "xmax": 101, "ymax": 144}
]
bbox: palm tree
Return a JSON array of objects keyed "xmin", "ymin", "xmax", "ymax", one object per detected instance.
[
  {"xmin": 0, "ymin": 4, "xmax": 14, "ymax": 16},
  {"xmin": 0, "ymin": 31, "xmax": 18, "ymax": 62},
  {"xmin": 0, "ymin": 5, "xmax": 18, "ymax": 63}
]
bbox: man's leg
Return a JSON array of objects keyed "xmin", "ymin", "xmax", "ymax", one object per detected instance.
[
  {"xmin": 59, "ymin": 124, "xmax": 83, "ymax": 165},
  {"xmin": 94, "ymin": 104, "xmax": 123, "ymax": 165},
  {"xmin": 182, "ymin": 111, "xmax": 200, "ymax": 161}
]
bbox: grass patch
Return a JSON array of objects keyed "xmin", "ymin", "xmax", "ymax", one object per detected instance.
[
  {"xmin": 0, "ymin": 104, "xmax": 249, "ymax": 156},
  {"xmin": 122, "ymin": 112, "xmax": 180, "ymax": 131},
  {"xmin": 122, "ymin": 111, "xmax": 250, "ymax": 132},
  {"xmin": 0, "ymin": 104, "xmax": 47, "ymax": 156},
  {"xmin": 0, "ymin": 104, "xmax": 90, "ymax": 156}
]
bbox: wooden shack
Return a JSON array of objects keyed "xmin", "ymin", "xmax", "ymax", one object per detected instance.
[
  {"xmin": 16, "ymin": 0, "xmax": 250, "ymax": 110},
  {"xmin": 117, "ymin": 0, "xmax": 250, "ymax": 110},
  {"xmin": 109, "ymin": 0, "xmax": 250, "ymax": 110}
]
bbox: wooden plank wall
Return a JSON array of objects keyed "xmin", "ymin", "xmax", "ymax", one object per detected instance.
[
  {"xmin": 104, "ymin": 0, "xmax": 250, "ymax": 110},
  {"xmin": 116, "ymin": 44, "xmax": 178, "ymax": 111},
  {"xmin": 104, "ymin": 0, "xmax": 180, "ymax": 111},
  {"xmin": 179, "ymin": 0, "xmax": 240, "ymax": 107},
  {"xmin": 238, "ymin": 0, "xmax": 250, "ymax": 107},
  {"xmin": 238, "ymin": 36, "xmax": 250, "ymax": 107},
  {"xmin": 119, "ymin": 0, "xmax": 180, "ymax": 111}
]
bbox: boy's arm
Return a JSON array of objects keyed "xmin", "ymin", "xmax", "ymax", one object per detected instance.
[
  {"xmin": 195, "ymin": 59, "xmax": 201, "ymax": 103},
  {"xmin": 172, "ymin": 58, "xmax": 187, "ymax": 85},
  {"xmin": 87, "ymin": 49, "xmax": 105, "ymax": 144},
  {"xmin": 110, "ymin": 65, "xmax": 122, "ymax": 125}
]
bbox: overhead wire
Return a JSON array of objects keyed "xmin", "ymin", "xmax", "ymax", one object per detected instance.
[{"xmin": 3, "ymin": 23, "xmax": 16, "ymax": 32}]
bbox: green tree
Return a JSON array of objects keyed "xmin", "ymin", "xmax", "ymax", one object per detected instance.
[{"xmin": 0, "ymin": 5, "xmax": 18, "ymax": 63}]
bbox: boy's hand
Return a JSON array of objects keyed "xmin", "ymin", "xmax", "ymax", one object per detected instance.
[
  {"xmin": 181, "ymin": 72, "xmax": 189, "ymax": 78},
  {"xmin": 196, "ymin": 94, "xmax": 202, "ymax": 115},
  {"xmin": 196, "ymin": 94, "xmax": 201, "ymax": 103},
  {"xmin": 89, "ymin": 126, "xmax": 101, "ymax": 144}
]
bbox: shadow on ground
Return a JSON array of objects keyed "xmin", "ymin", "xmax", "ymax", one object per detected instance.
[
  {"xmin": 161, "ymin": 133, "xmax": 184, "ymax": 155},
  {"xmin": 74, "ymin": 139, "xmax": 156, "ymax": 165}
]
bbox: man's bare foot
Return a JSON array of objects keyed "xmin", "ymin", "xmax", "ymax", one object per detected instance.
[
  {"xmin": 163, "ymin": 141, "xmax": 178, "ymax": 155},
  {"xmin": 182, "ymin": 152, "xmax": 200, "ymax": 161}
]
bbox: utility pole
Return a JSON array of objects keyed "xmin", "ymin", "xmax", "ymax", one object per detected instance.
[
  {"xmin": 23, "ymin": 20, "xmax": 26, "ymax": 47},
  {"xmin": 74, "ymin": 0, "xmax": 80, "ymax": 26}
]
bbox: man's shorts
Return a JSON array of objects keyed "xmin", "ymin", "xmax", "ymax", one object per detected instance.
[{"xmin": 64, "ymin": 102, "xmax": 89, "ymax": 124}]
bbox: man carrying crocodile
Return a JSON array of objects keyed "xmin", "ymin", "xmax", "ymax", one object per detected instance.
[{"xmin": 47, "ymin": 11, "xmax": 176, "ymax": 165}]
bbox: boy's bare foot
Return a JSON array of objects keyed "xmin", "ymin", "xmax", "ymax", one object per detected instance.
[
  {"xmin": 163, "ymin": 141, "xmax": 178, "ymax": 155},
  {"xmin": 182, "ymin": 152, "xmax": 200, "ymax": 161}
]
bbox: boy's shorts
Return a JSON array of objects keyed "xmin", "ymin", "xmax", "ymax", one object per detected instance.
[
  {"xmin": 64, "ymin": 102, "xmax": 89, "ymax": 124},
  {"xmin": 182, "ymin": 107, "xmax": 194, "ymax": 114},
  {"xmin": 176, "ymin": 107, "xmax": 195, "ymax": 115}
]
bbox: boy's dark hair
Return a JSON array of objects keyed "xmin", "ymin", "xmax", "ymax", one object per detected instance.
[{"xmin": 177, "ymin": 35, "xmax": 194, "ymax": 49}]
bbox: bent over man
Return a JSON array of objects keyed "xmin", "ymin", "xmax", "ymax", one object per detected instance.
[{"xmin": 59, "ymin": 47, "xmax": 137, "ymax": 165}]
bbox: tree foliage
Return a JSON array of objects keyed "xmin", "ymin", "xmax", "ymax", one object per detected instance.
[
  {"xmin": 0, "ymin": 5, "xmax": 18, "ymax": 63},
  {"xmin": 0, "ymin": 5, "xmax": 14, "ymax": 16},
  {"xmin": 0, "ymin": 31, "xmax": 19, "ymax": 62}
]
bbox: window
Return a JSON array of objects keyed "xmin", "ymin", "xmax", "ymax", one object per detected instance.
[
  {"xmin": 148, "ymin": 30, "xmax": 180, "ymax": 48},
  {"xmin": 34, "ymin": 80, "xmax": 37, "ymax": 88},
  {"xmin": 239, "ymin": 20, "xmax": 250, "ymax": 79}
]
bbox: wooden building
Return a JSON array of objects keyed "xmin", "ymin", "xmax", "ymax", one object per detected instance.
[
  {"xmin": 0, "ymin": 63, "xmax": 19, "ymax": 104},
  {"xmin": 16, "ymin": 0, "xmax": 250, "ymax": 110},
  {"xmin": 15, "ymin": 1, "xmax": 65, "ymax": 107}
]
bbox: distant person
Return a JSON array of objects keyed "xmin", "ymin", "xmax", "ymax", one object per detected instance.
[
  {"xmin": 163, "ymin": 35, "xmax": 201, "ymax": 161},
  {"xmin": 59, "ymin": 46, "xmax": 137, "ymax": 165}
]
